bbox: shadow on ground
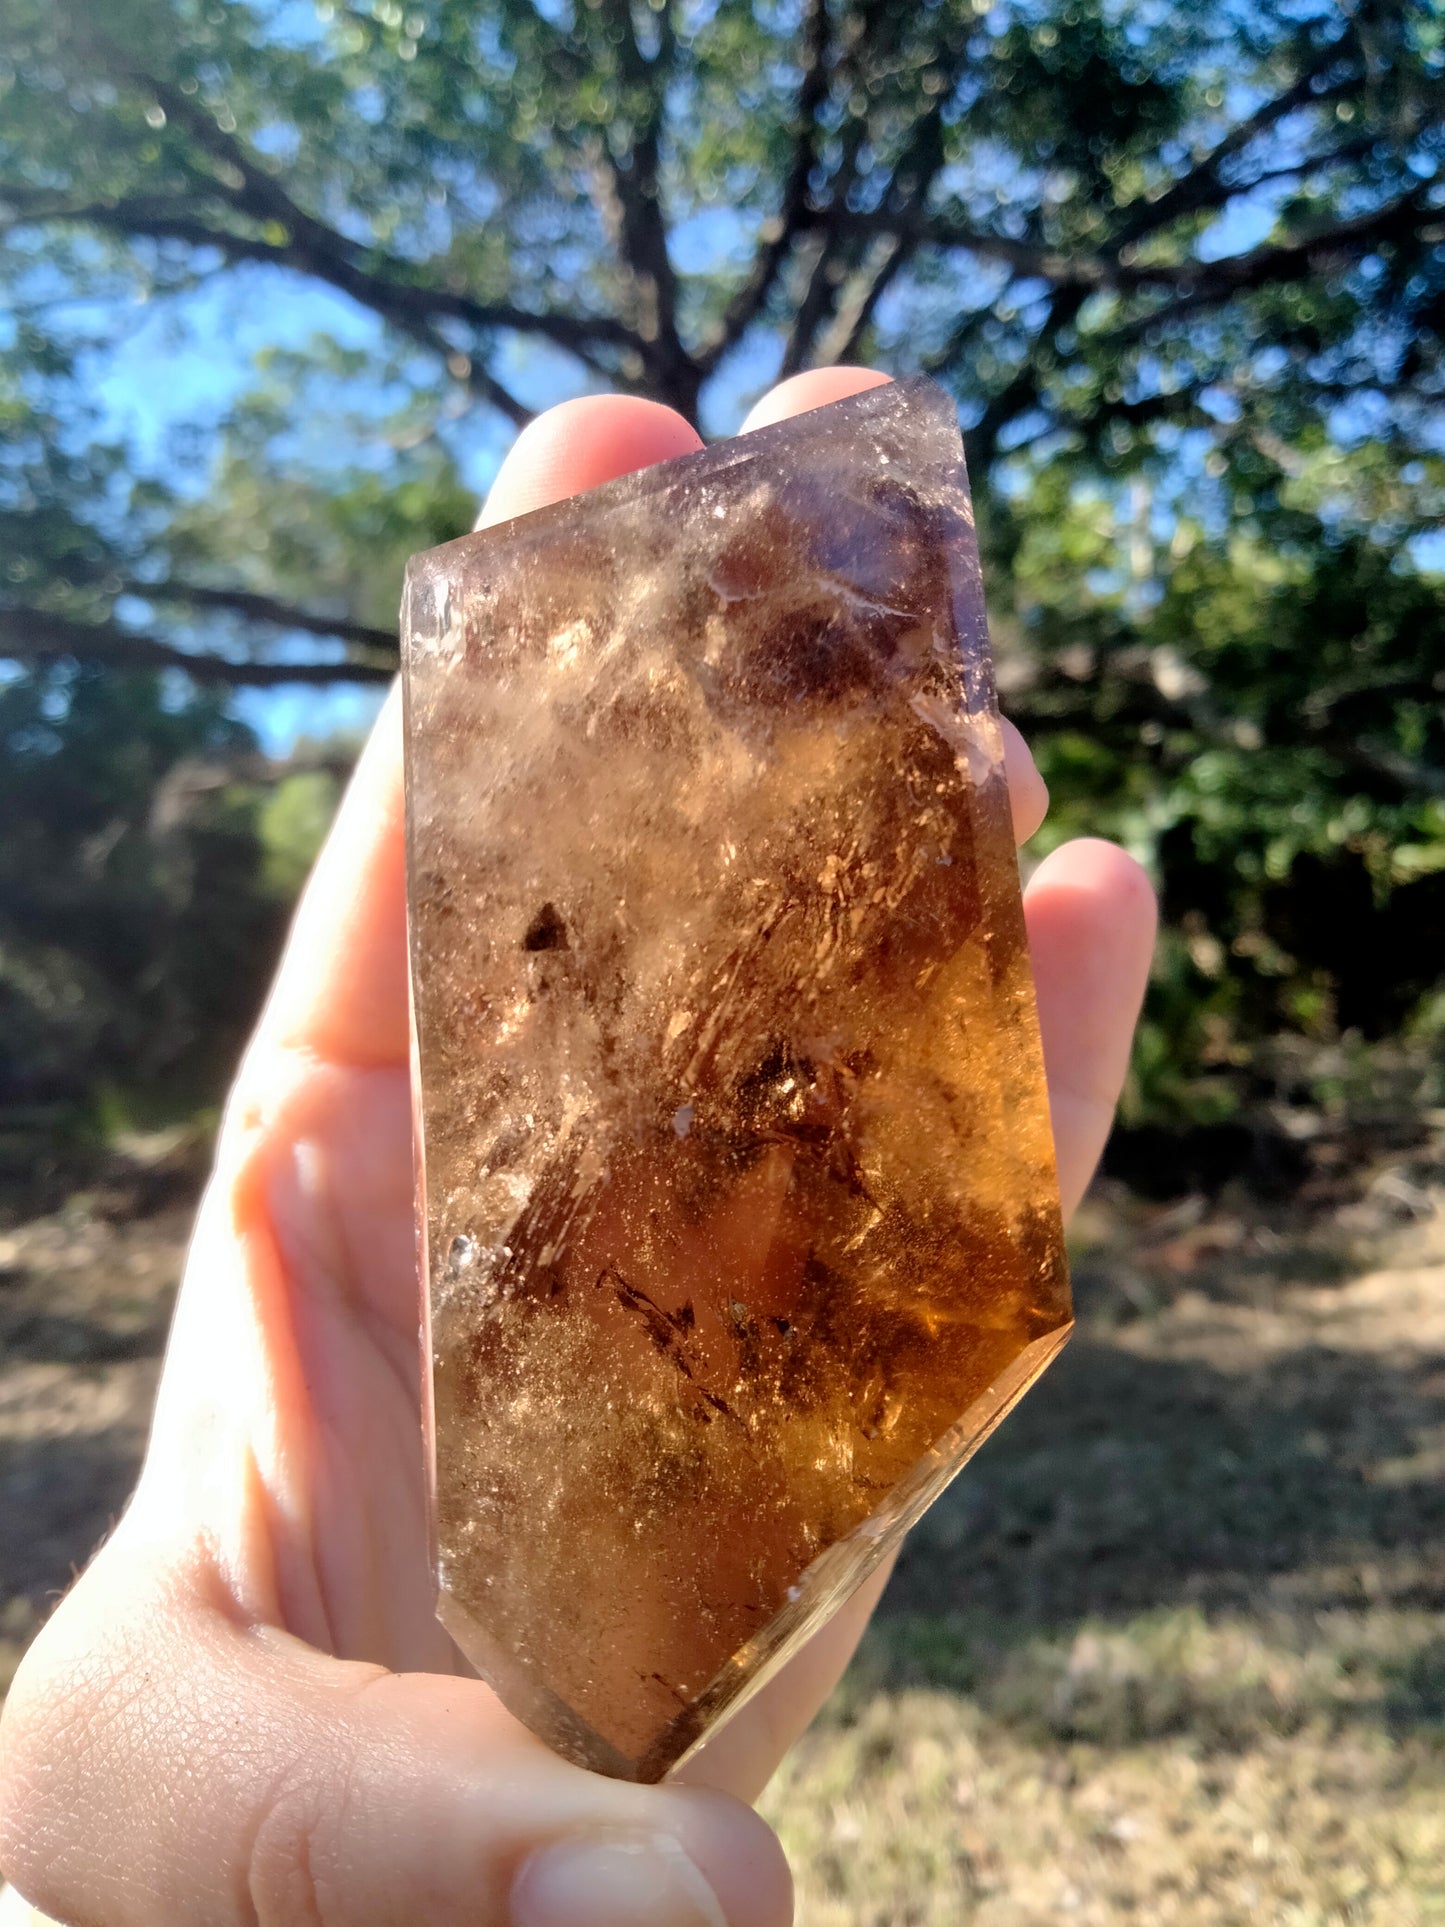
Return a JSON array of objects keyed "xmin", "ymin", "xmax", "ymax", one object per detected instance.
[
  {"xmin": 849, "ymin": 1196, "xmax": 1445, "ymax": 1763},
  {"xmin": 0, "ymin": 1428, "xmax": 149, "ymax": 1611},
  {"xmin": 886, "ymin": 1331, "xmax": 1445, "ymax": 1632}
]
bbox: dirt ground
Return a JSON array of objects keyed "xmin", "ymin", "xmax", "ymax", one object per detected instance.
[
  {"xmin": 2, "ymin": 1137, "xmax": 1443, "ymax": 1924},
  {"xmin": 0, "ymin": 1188, "xmax": 189, "ymax": 1692}
]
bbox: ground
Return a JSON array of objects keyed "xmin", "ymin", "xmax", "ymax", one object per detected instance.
[{"xmin": 2, "ymin": 1137, "xmax": 1443, "ymax": 1925}]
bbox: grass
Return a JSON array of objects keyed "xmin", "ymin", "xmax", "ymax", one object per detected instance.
[
  {"xmin": 758, "ymin": 1165, "xmax": 1445, "ymax": 1925},
  {"xmin": 766, "ymin": 1639, "xmax": 1445, "ymax": 1924},
  {"xmin": 2, "ymin": 1144, "xmax": 1443, "ymax": 1923}
]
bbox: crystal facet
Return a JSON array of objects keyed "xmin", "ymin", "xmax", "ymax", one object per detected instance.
[{"xmin": 403, "ymin": 377, "xmax": 1071, "ymax": 1782}]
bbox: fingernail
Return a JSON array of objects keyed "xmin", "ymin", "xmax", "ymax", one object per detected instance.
[{"xmin": 511, "ymin": 1830, "xmax": 730, "ymax": 1927}]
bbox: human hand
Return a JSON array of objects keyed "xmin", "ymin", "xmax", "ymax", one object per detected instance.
[{"xmin": 0, "ymin": 368, "xmax": 1156, "ymax": 1927}]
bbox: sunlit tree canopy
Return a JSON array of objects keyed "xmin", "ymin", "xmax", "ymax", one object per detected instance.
[{"xmin": 1, "ymin": 0, "xmax": 1442, "ymax": 1127}]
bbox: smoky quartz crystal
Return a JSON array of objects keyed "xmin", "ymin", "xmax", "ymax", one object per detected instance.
[{"xmin": 402, "ymin": 377, "xmax": 1071, "ymax": 1782}]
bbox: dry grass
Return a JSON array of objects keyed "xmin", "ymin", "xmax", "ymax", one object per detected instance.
[
  {"xmin": 762, "ymin": 1165, "xmax": 1445, "ymax": 1925},
  {"xmin": 3, "ymin": 1147, "xmax": 1444, "ymax": 1923},
  {"xmin": 0, "ymin": 1199, "xmax": 185, "ymax": 1701},
  {"xmin": 767, "ymin": 1612, "xmax": 1445, "ymax": 1925}
]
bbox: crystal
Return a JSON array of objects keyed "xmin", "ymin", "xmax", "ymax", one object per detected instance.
[{"xmin": 402, "ymin": 377, "xmax": 1071, "ymax": 1782}]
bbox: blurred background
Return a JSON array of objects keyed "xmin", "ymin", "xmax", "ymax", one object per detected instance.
[{"xmin": 1, "ymin": 0, "xmax": 1443, "ymax": 1918}]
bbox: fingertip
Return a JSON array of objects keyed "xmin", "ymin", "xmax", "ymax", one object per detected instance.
[
  {"xmin": 480, "ymin": 396, "xmax": 705, "ymax": 527},
  {"xmin": 1028, "ymin": 835, "xmax": 1157, "ymax": 916},
  {"xmin": 1024, "ymin": 838, "xmax": 1157, "ymax": 1218},
  {"xmin": 1025, "ymin": 837, "xmax": 1158, "ymax": 1057},
  {"xmin": 740, "ymin": 366, "xmax": 892, "ymax": 433},
  {"xmin": 655, "ymin": 1786, "xmax": 794, "ymax": 1927},
  {"xmin": 1000, "ymin": 716, "xmax": 1048, "ymax": 845}
]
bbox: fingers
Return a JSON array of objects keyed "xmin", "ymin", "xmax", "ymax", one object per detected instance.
[
  {"xmin": 739, "ymin": 366, "xmax": 894, "ymax": 431},
  {"xmin": 0, "ymin": 1544, "xmax": 791, "ymax": 1927},
  {"xmin": 251, "ymin": 683, "xmax": 410, "ymax": 1068},
  {"xmin": 1000, "ymin": 716, "xmax": 1048, "ymax": 843},
  {"xmin": 1025, "ymin": 837, "xmax": 1157, "ymax": 1218},
  {"xmin": 478, "ymin": 396, "xmax": 703, "ymax": 528}
]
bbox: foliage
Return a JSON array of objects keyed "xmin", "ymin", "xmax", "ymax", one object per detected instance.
[
  {"xmin": 0, "ymin": 663, "xmax": 317, "ymax": 1118},
  {"xmin": 995, "ymin": 493, "xmax": 1445, "ymax": 1122},
  {"xmin": 0, "ymin": 0, "xmax": 1442, "ymax": 1135},
  {"xmin": 258, "ymin": 768, "xmax": 343, "ymax": 897}
]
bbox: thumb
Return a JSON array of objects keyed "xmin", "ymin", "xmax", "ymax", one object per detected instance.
[{"xmin": 0, "ymin": 1541, "xmax": 791, "ymax": 1927}]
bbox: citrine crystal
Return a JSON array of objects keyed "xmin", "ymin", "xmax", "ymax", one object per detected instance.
[{"xmin": 402, "ymin": 377, "xmax": 1071, "ymax": 1782}]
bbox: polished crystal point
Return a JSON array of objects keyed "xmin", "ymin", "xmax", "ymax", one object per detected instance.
[{"xmin": 402, "ymin": 377, "xmax": 1071, "ymax": 1782}]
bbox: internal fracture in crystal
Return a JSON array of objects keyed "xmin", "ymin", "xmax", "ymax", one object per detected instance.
[{"xmin": 403, "ymin": 377, "xmax": 1072, "ymax": 1782}]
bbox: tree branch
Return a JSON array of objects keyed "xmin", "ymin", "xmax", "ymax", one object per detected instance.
[
  {"xmin": 587, "ymin": 0, "xmax": 694, "ymax": 405},
  {"xmin": 921, "ymin": 297, "xmax": 997, "ymax": 384},
  {"xmin": 0, "ymin": 607, "xmax": 394, "ymax": 687},
  {"xmin": 1110, "ymin": 55, "xmax": 1346, "ymax": 248},
  {"xmin": 696, "ymin": 0, "xmax": 831, "ymax": 375},
  {"xmin": 3, "ymin": 190, "xmax": 535, "ymax": 423},
  {"xmin": 1108, "ymin": 187, "xmax": 1432, "ymax": 341},
  {"xmin": 119, "ymin": 582, "xmax": 397, "ymax": 651},
  {"xmin": 0, "ymin": 193, "xmax": 290, "ymax": 268},
  {"xmin": 777, "ymin": 110, "xmax": 878, "ymax": 376},
  {"xmin": 0, "ymin": 185, "xmax": 626, "ymax": 384},
  {"xmin": 8, "ymin": 7, "xmax": 645, "ymax": 410},
  {"xmin": 811, "ymin": 69, "xmax": 962, "ymax": 369},
  {"xmin": 405, "ymin": 329, "xmax": 534, "ymax": 428},
  {"xmin": 780, "ymin": 31, "xmax": 965, "ymax": 378},
  {"xmin": 777, "ymin": 232, "xmax": 847, "ymax": 379},
  {"xmin": 1008, "ymin": 661, "xmax": 1445, "ymax": 802},
  {"xmin": 834, "ymin": 170, "xmax": 1428, "ymax": 312},
  {"xmin": 931, "ymin": 181, "xmax": 1427, "ymax": 473},
  {"xmin": 962, "ymin": 286, "xmax": 1089, "ymax": 476},
  {"xmin": 815, "ymin": 233, "xmax": 911, "ymax": 366},
  {"xmin": 818, "ymin": 206, "xmax": 1095, "ymax": 283}
]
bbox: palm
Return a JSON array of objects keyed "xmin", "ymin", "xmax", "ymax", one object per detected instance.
[{"xmin": 254, "ymin": 1061, "xmax": 455, "ymax": 1674}]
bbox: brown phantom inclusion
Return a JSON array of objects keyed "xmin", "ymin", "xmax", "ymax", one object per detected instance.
[{"xmin": 403, "ymin": 377, "xmax": 1071, "ymax": 1782}]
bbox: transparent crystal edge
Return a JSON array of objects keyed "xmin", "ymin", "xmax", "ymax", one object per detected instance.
[
  {"xmin": 657, "ymin": 1316, "xmax": 1073, "ymax": 1780},
  {"xmin": 403, "ymin": 375, "xmax": 962, "ymax": 575},
  {"xmin": 434, "ymin": 1318, "xmax": 1071, "ymax": 1782}
]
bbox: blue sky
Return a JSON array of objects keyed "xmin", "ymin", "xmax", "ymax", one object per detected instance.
[
  {"xmin": 86, "ymin": 185, "xmax": 1442, "ymax": 752},
  {"xmin": 88, "ymin": 251, "xmax": 795, "ymax": 752},
  {"xmin": 94, "ymin": 276, "xmax": 432, "ymax": 752}
]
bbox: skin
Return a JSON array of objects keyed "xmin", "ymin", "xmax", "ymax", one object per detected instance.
[{"xmin": 0, "ymin": 368, "xmax": 1156, "ymax": 1927}]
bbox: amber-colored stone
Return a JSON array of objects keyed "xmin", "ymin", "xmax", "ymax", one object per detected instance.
[{"xmin": 402, "ymin": 377, "xmax": 1071, "ymax": 1782}]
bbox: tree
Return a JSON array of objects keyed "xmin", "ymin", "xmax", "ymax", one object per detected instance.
[
  {"xmin": 0, "ymin": 665, "xmax": 289, "ymax": 1112},
  {"xmin": 1, "ymin": 0, "xmax": 1443, "ymax": 1130},
  {"xmin": 2, "ymin": 0, "xmax": 1442, "ymax": 678}
]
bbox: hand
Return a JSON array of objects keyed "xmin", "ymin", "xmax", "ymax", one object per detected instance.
[{"xmin": 0, "ymin": 369, "xmax": 1156, "ymax": 1927}]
